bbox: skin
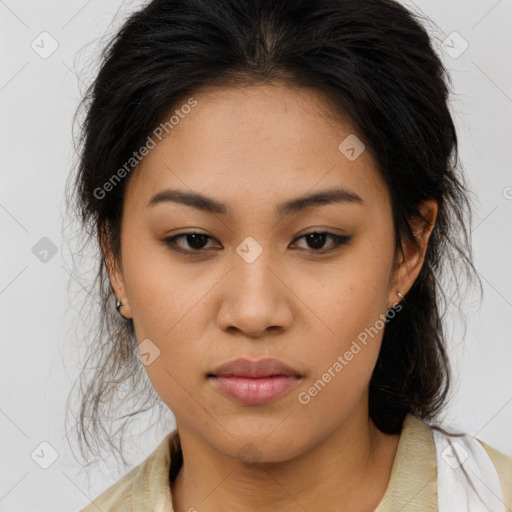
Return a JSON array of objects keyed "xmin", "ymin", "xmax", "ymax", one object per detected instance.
[{"xmin": 104, "ymin": 82, "xmax": 437, "ymax": 512}]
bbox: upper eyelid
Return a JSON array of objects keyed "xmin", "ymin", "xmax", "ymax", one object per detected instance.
[
  {"xmin": 169, "ymin": 227, "xmax": 345, "ymax": 238},
  {"xmin": 167, "ymin": 229, "xmax": 343, "ymax": 240}
]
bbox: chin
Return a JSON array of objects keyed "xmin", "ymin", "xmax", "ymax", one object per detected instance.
[{"xmin": 212, "ymin": 426, "xmax": 314, "ymax": 465}]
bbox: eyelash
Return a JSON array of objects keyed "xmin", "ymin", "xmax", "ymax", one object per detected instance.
[{"xmin": 163, "ymin": 231, "xmax": 352, "ymax": 255}]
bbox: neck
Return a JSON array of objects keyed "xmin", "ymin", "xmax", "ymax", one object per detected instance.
[{"xmin": 171, "ymin": 404, "xmax": 401, "ymax": 512}]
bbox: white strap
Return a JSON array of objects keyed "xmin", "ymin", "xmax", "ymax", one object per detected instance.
[{"xmin": 432, "ymin": 427, "xmax": 506, "ymax": 512}]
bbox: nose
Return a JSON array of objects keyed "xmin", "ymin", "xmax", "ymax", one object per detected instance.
[{"xmin": 216, "ymin": 244, "xmax": 294, "ymax": 338}]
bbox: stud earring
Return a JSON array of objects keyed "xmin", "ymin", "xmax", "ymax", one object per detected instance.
[
  {"xmin": 397, "ymin": 290, "xmax": 404, "ymax": 299},
  {"xmin": 115, "ymin": 298, "xmax": 124, "ymax": 312}
]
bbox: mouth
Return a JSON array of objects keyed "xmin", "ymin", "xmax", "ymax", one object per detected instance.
[{"xmin": 207, "ymin": 358, "xmax": 304, "ymax": 405}]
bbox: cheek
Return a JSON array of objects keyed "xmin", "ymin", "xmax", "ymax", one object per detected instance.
[
  {"xmin": 302, "ymin": 255, "xmax": 391, "ymax": 350},
  {"xmin": 292, "ymin": 293, "xmax": 388, "ymax": 439},
  {"xmin": 127, "ymin": 288, "xmax": 209, "ymax": 427},
  {"xmin": 120, "ymin": 239, "xmax": 217, "ymax": 414},
  {"xmin": 122, "ymin": 236, "xmax": 205, "ymax": 338},
  {"xmin": 296, "ymin": 246, "xmax": 393, "ymax": 396}
]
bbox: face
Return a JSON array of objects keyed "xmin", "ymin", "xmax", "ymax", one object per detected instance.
[{"xmin": 106, "ymin": 83, "xmax": 435, "ymax": 462}]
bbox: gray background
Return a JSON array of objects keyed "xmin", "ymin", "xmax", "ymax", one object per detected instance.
[{"xmin": 1, "ymin": 0, "xmax": 511, "ymax": 510}]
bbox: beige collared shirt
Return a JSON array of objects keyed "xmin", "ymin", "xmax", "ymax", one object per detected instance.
[{"xmin": 80, "ymin": 414, "xmax": 512, "ymax": 511}]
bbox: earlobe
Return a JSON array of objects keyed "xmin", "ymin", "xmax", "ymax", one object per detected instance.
[
  {"xmin": 108, "ymin": 265, "xmax": 131, "ymax": 318},
  {"xmin": 115, "ymin": 296, "xmax": 131, "ymax": 319}
]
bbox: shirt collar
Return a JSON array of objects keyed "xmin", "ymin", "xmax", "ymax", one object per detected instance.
[{"xmin": 374, "ymin": 413, "xmax": 438, "ymax": 511}]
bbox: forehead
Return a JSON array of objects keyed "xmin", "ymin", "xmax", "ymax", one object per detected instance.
[{"xmin": 124, "ymin": 83, "xmax": 390, "ymax": 216}]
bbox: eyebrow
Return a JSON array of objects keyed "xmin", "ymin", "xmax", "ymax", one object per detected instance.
[{"xmin": 147, "ymin": 187, "xmax": 363, "ymax": 216}]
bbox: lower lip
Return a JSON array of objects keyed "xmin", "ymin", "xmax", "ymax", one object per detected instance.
[{"xmin": 208, "ymin": 375, "xmax": 300, "ymax": 405}]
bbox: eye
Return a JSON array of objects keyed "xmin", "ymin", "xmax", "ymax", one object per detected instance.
[
  {"xmin": 163, "ymin": 230, "xmax": 352, "ymax": 255},
  {"xmin": 163, "ymin": 232, "xmax": 220, "ymax": 253},
  {"xmin": 291, "ymin": 231, "xmax": 352, "ymax": 253}
]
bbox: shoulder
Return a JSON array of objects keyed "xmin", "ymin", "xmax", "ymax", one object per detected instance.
[
  {"xmin": 477, "ymin": 439, "xmax": 512, "ymax": 510},
  {"xmin": 79, "ymin": 429, "xmax": 180, "ymax": 512},
  {"xmin": 431, "ymin": 420, "xmax": 512, "ymax": 511},
  {"xmin": 401, "ymin": 415, "xmax": 512, "ymax": 510}
]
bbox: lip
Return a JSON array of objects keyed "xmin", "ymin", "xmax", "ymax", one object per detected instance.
[
  {"xmin": 209, "ymin": 357, "xmax": 303, "ymax": 378},
  {"xmin": 207, "ymin": 358, "xmax": 303, "ymax": 405}
]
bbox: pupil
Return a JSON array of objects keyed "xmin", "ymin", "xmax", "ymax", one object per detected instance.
[
  {"xmin": 188, "ymin": 234, "xmax": 208, "ymax": 249},
  {"xmin": 307, "ymin": 233, "xmax": 326, "ymax": 249}
]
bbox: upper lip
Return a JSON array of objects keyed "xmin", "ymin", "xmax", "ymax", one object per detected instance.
[{"xmin": 208, "ymin": 358, "xmax": 303, "ymax": 378}]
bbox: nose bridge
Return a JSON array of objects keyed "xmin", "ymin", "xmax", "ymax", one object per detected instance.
[
  {"xmin": 233, "ymin": 237, "xmax": 272, "ymax": 292},
  {"xmin": 232, "ymin": 234, "xmax": 277, "ymax": 298}
]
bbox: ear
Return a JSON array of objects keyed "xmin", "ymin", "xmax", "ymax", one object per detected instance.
[
  {"xmin": 388, "ymin": 199, "xmax": 438, "ymax": 308},
  {"xmin": 99, "ymin": 227, "xmax": 133, "ymax": 319}
]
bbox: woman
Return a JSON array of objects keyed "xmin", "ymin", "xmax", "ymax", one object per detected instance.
[{"xmin": 67, "ymin": 0, "xmax": 512, "ymax": 510}]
